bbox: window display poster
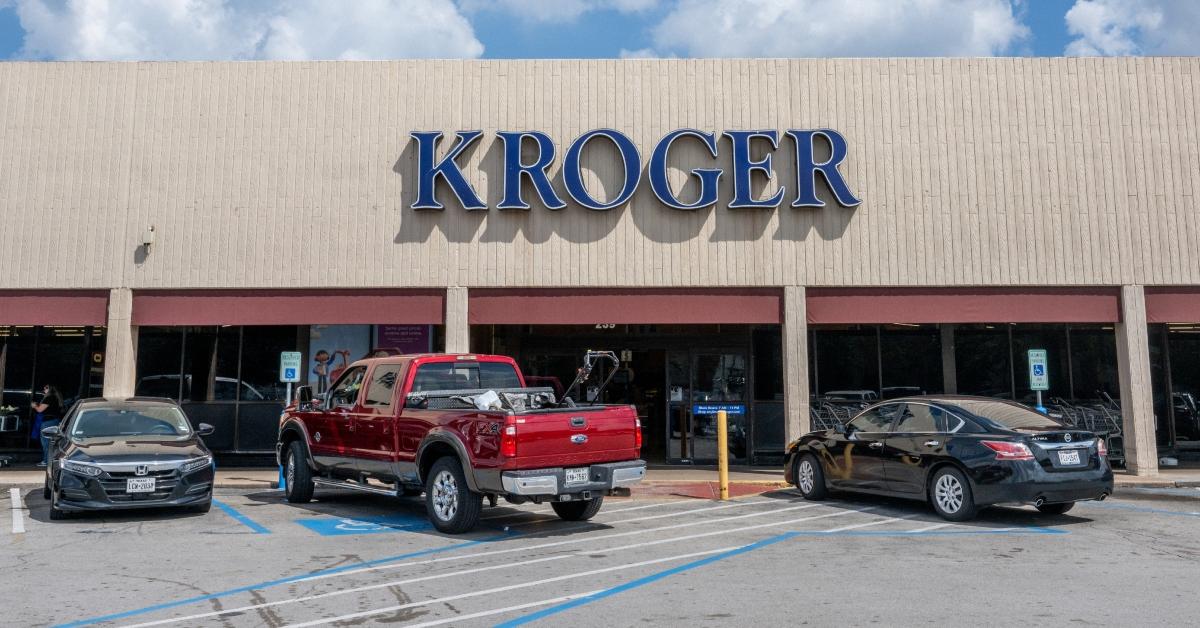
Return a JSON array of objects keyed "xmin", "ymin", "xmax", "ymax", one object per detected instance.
[
  {"xmin": 308, "ymin": 325, "xmax": 371, "ymax": 394},
  {"xmin": 374, "ymin": 325, "xmax": 432, "ymax": 355}
]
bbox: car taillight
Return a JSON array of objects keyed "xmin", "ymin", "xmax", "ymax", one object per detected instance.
[
  {"xmin": 1096, "ymin": 438, "xmax": 1108, "ymax": 457},
  {"xmin": 981, "ymin": 440, "xmax": 1035, "ymax": 461},
  {"xmin": 500, "ymin": 417, "xmax": 518, "ymax": 458},
  {"xmin": 635, "ymin": 419, "xmax": 643, "ymax": 450}
]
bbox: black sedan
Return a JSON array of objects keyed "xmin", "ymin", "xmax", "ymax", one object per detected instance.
[
  {"xmin": 42, "ymin": 397, "xmax": 215, "ymax": 520},
  {"xmin": 785, "ymin": 396, "xmax": 1114, "ymax": 521}
]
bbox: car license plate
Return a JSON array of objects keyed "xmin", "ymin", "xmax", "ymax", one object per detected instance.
[
  {"xmin": 126, "ymin": 478, "xmax": 156, "ymax": 493},
  {"xmin": 564, "ymin": 468, "xmax": 589, "ymax": 485},
  {"xmin": 1057, "ymin": 450, "xmax": 1082, "ymax": 465}
]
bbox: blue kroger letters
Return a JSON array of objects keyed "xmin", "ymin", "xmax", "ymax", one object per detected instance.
[
  {"xmin": 563, "ymin": 129, "xmax": 642, "ymax": 211},
  {"xmin": 409, "ymin": 128, "xmax": 860, "ymax": 211},
  {"xmin": 648, "ymin": 129, "xmax": 722, "ymax": 210},
  {"xmin": 787, "ymin": 129, "xmax": 861, "ymax": 207},
  {"xmin": 723, "ymin": 130, "xmax": 786, "ymax": 209},
  {"xmin": 496, "ymin": 131, "xmax": 566, "ymax": 210},
  {"xmin": 411, "ymin": 130, "xmax": 486, "ymax": 210}
]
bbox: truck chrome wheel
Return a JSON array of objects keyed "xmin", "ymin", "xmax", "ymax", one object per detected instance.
[
  {"xmin": 431, "ymin": 470, "xmax": 459, "ymax": 521},
  {"xmin": 286, "ymin": 452, "xmax": 296, "ymax": 493},
  {"xmin": 798, "ymin": 459, "xmax": 815, "ymax": 494},
  {"xmin": 934, "ymin": 473, "xmax": 964, "ymax": 514}
]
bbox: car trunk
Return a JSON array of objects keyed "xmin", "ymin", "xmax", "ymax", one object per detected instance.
[{"xmin": 1020, "ymin": 430, "xmax": 1102, "ymax": 472}]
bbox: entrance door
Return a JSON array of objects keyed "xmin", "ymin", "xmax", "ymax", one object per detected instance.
[{"xmin": 667, "ymin": 350, "xmax": 748, "ymax": 463}]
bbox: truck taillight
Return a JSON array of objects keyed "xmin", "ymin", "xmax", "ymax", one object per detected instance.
[
  {"xmin": 635, "ymin": 419, "xmax": 643, "ymax": 450},
  {"xmin": 981, "ymin": 440, "xmax": 1035, "ymax": 461},
  {"xmin": 501, "ymin": 418, "xmax": 518, "ymax": 458}
]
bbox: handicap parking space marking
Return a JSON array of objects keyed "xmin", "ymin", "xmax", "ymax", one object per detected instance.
[
  {"xmin": 295, "ymin": 513, "xmax": 433, "ymax": 536},
  {"xmin": 212, "ymin": 499, "xmax": 270, "ymax": 534}
]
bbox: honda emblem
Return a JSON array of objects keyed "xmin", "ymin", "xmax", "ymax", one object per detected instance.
[{"xmin": 135, "ymin": 465, "xmax": 149, "ymax": 476}]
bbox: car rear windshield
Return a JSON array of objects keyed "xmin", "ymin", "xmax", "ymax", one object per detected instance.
[
  {"xmin": 410, "ymin": 361, "xmax": 522, "ymax": 392},
  {"xmin": 70, "ymin": 406, "xmax": 193, "ymax": 438},
  {"xmin": 951, "ymin": 400, "xmax": 1064, "ymax": 430}
]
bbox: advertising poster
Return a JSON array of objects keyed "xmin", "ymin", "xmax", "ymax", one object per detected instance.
[
  {"xmin": 374, "ymin": 325, "xmax": 432, "ymax": 355},
  {"xmin": 308, "ymin": 325, "xmax": 372, "ymax": 394}
]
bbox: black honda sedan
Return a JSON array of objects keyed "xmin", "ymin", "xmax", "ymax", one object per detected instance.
[
  {"xmin": 785, "ymin": 396, "xmax": 1113, "ymax": 521},
  {"xmin": 42, "ymin": 397, "xmax": 215, "ymax": 520}
]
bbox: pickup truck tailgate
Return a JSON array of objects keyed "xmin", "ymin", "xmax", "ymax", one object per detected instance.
[{"xmin": 511, "ymin": 405, "xmax": 638, "ymax": 468}]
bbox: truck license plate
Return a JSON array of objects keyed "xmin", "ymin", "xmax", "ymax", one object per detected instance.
[
  {"xmin": 565, "ymin": 468, "xmax": 588, "ymax": 485},
  {"xmin": 126, "ymin": 478, "xmax": 156, "ymax": 493},
  {"xmin": 1057, "ymin": 450, "xmax": 1081, "ymax": 465}
]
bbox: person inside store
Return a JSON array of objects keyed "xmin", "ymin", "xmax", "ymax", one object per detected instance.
[{"xmin": 32, "ymin": 385, "xmax": 64, "ymax": 468}]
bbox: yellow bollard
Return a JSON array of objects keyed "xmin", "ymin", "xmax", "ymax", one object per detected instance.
[{"xmin": 717, "ymin": 410, "xmax": 729, "ymax": 500}]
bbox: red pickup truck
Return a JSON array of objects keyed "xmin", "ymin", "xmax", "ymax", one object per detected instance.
[{"xmin": 276, "ymin": 353, "xmax": 646, "ymax": 533}]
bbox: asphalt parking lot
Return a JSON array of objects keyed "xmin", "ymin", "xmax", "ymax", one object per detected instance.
[{"xmin": 3, "ymin": 485, "xmax": 1200, "ymax": 627}]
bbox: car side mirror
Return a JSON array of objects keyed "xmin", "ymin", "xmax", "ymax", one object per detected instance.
[
  {"xmin": 196, "ymin": 423, "xmax": 214, "ymax": 436},
  {"xmin": 41, "ymin": 425, "xmax": 61, "ymax": 439},
  {"xmin": 834, "ymin": 422, "xmax": 848, "ymax": 435}
]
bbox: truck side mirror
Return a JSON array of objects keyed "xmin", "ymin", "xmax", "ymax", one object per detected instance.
[{"xmin": 296, "ymin": 386, "xmax": 313, "ymax": 409}]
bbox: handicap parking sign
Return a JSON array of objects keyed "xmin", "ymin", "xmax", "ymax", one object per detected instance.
[
  {"xmin": 1033, "ymin": 364, "xmax": 1044, "ymax": 376},
  {"xmin": 284, "ymin": 367, "xmax": 297, "ymax": 380}
]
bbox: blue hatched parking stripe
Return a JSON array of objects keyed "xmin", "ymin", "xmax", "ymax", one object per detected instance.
[
  {"xmin": 212, "ymin": 499, "xmax": 271, "ymax": 534},
  {"xmin": 494, "ymin": 531, "xmax": 802, "ymax": 628}
]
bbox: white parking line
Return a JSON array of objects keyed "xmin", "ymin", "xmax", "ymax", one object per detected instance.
[
  {"xmin": 403, "ymin": 590, "xmax": 605, "ymax": 628},
  {"xmin": 823, "ymin": 516, "xmax": 912, "ymax": 533},
  {"xmin": 281, "ymin": 546, "xmax": 739, "ymax": 628},
  {"xmin": 10, "ymin": 488, "xmax": 24, "ymax": 535},
  {"xmin": 122, "ymin": 504, "xmax": 870, "ymax": 627},
  {"xmin": 906, "ymin": 522, "xmax": 952, "ymax": 533}
]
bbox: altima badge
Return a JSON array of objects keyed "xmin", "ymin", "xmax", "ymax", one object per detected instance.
[{"xmin": 1064, "ymin": 433, "xmax": 1072, "ymax": 443}]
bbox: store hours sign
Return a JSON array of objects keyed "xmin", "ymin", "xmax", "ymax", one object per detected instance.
[{"xmin": 409, "ymin": 128, "xmax": 861, "ymax": 212}]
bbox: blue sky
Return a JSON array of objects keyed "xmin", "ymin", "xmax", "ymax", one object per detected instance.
[{"xmin": 0, "ymin": 1, "xmax": 1193, "ymax": 61}]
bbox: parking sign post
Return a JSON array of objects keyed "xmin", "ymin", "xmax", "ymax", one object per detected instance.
[
  {"xmin": 1028, "ymin": 349, "xmax": 1049, "ymax": 414},
  {"xmin": 716, "ymin": 410, "xmax": 729, "ymax": 500},
  {"xmin": 279, "ymin": 351, "xmax": 302, "ymax": 406}
]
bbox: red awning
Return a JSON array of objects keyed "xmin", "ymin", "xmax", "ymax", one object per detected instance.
[
  {"xmin": 806, "ymin": 288, "xmax": 1121, "ymax": 324},
  {"xmin": 132, "ymin": 290, "xmax": 445, "ymax": 326},
  {"xmin": 469, "ymin": 289, "xmax": 782, "ymax": 325},
  {"xmin": 1145, "ymin": 287, "xmax": 1200, "ymax": 323},
  {"xmin": 0, "ymin": 290, "xmax": 109, "ymax": 326}
]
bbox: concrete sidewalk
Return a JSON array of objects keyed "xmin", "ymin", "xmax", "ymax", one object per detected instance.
[{"xmin": 2, "ymin": 465, "xmax": 1197, "ymax": 495}]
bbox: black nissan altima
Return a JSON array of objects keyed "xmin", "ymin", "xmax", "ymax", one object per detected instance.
[
  {"xmin": 784, "ymin": 396, "xmax": 1114, "ymax": 521},
  {"xmin": 42, "ymin": 397, "xmax": 215, "ymax": 520}
]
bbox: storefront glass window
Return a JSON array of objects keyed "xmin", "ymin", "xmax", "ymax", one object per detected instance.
[
  {"xmin": 813, "ymin": 326, "xmax": 879, "ymax": 397},
  {"xmin": 879, "ymin": 324, "xmax": 943, "ymax": 397},
  {"xmin": 241, "ymin": 326, "xmax": 302, "ymax": 401},
  {"xmin": 1068, "ymin": 326, "xmax": 1118, "ymax": 400},
  {"xmin": 955, "ymin": 325, "xmax": 1012, "ymax": 398}
]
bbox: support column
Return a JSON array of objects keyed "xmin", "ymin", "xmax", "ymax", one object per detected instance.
[
  {"xmin": 783, "ymin": 286, "xmax": 810, "ymax": 443},
  {"xmin": 941, "ymin": 324, "xmax": 957, "ymax": 394},
  {"xmin": 102, "ymin": 288, "xmax": 138, "ymax": 398},
  {"xmin": 444, "ymin": 286, "xmax": 470, "ymax": 353},
  {"xmin": 1116, "ymin": 285, "xmax": 1158, "ymax": 476}
]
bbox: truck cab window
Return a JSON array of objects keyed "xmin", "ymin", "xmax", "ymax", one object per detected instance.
[
  {"xmin": 329, "ymin": 366, "xmax": 367, "ymax": 407},
  {"xmin": 364, "ymin": 365, "xmax": 403, "ymax": 407},
  {"xmin": 411, "ymin": 362, "xmax": 521, "ymax": 392}
]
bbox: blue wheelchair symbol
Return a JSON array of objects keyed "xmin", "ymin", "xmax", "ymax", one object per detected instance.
[
  {"xmin": 1033, "ymin": 365, "xmax": 1045, "ymax": 376},
  {"xmin": 284, "ymin": 368, "xmax": 296, "ymax": 379}
]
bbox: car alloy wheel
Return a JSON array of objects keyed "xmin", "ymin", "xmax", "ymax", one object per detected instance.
[
  {"xmin": 431, "ymin": 469, "xmax": 459, "ymax": 522},
  {"xmin": 934, "ymin": 473, "xmax": 964, "ymax": 514},
  {"xmin": 798, "ymin": 459, "xmax": 816, "ymax": 494}
]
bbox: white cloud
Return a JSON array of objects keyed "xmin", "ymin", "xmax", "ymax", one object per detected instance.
[
  {"xmin": 1064, "ymin": 0, "xmax": 1200, "ymax": 56},
  {"xmin": 618, "ymin": 47, "xmax": 663, "ymax": 59},
  {"xmin": 12, "ymin": 0, "xmax": 484, "ymax": 61},
  {"xmin": 458, "ymin": 0, "xmax": 659, "ymax": 23},
  {"xmin": 646, "ymin": 0, "xmax": 1029, "ymax": 58}
]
